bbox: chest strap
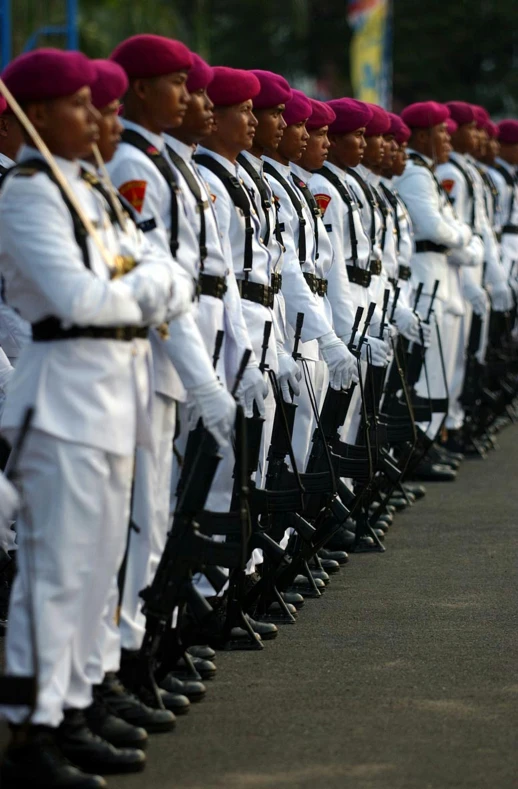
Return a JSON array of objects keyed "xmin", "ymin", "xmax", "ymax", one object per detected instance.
[
  {"xmin": 194, "ymin": 153, "xmax": 254, "ymax": 275},
  {"xmin": 291, "ymin": 173, "xmax": 321, "ymax": 260},
  {"xmin": 263, "ymin": 161, "xmax": 307, "ymax": 266},
  {"xmin": 493, "ymin": 163, "xmax": 516, "ymax": 227},
  {"xmin": 315, "ymin": 166, "xmax": 359, "ymax": 265},
  {"xmin": 237, "ymin": 154, "xmax": 283, "ymax": 249},
  {"xmin": 121, "ymin": 129, "xmax": 180, "ymax": 258},
  {"xmin": 166, "ymin": 144, "xmax": 208, "ymax": 266}
]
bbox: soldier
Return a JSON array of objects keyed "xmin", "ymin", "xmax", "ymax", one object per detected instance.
[
  {"xmin": 395, "ymin": 102, "xmax": 473, "ymax": 475},
  {"xmin": 488, "ymin": 120, "xmax": 518, "ymax": 288},
  {"xmin": 262, "ymin": 88, "xmax": 357, "ymax": 471},
  {"xmin": 164, "ymin": 54, "xmax": 256, "ymax": 605},
  {"xmin": 106, "ymin": 36, "xmax": 236, "ymax": 682},
  {"xmin": 356, "ymin": 104, "xmax": 424, "ymax": 344},
  {"xmin": 0, "ymin": 48, "xmax": 185, "ymax": 788}
]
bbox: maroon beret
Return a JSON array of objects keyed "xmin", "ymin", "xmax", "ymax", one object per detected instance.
[
  {"xmin": 471, "ymin": 104, "xmax": 489, "ymax": 130},
  {"xmin": 250, "ymin": 70, "xmax": 292, "ymax": 110},
  {"xmin": 485, "ymin": 120, "xmax": 498, "ymax": 139},
  {"xmin": 445, "ymin": 101, "xmax": 475, "ymax": 126},
  {"xmin": 446, "ymin": 118, "xmax": 458, "ymax": 136},
  {"xmin": 2, "ymin": 48, "xmax": 95, "ymax": 103},
  {"xmin": 187, "ymin": 54, "xmax": 213, "ymax": 93},
  {"xmin": 207, "ymin": 67, "xmax": 260, "ymax": 107},
  {"xmin": 283, "ymin": 89, "xmax": 312, "ymax": 126},
  {"xmin": 365, "ymin": 103, "xmax": 391, "ymax": 136},
  {"xmin": 498, "ymin": 120, "xmax": 518, "ymax": 144},
  {"xmin": 110, "ymin": 35, "xmax": 192, "ymax": 79},
  {"xmin": 388, "ymin": 114, "xmax": 411, "ymax": 145},
  {"xmin": 306, "ymin": 99, "xmax": 336, "ymax": 131},
  {"xmin": 0, "ymin": 96, "xmax": 7, "ymax": 115},
  {"xmin": 90, "ymin": 60, "xmax": 128, "ymax": 109},
  {"xmin": 401, "ymin": 101, "xmax": 450, "ymax": 129},
  {"xmin": 327, "ymin": 98, "xmax": 373, "ymax": 135}
]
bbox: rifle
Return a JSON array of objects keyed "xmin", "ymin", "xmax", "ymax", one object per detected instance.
[{"xmin": 121, "ymin": 351, "xmax": 251, "ymax": 701}]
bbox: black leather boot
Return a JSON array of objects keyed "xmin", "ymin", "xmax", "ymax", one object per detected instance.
[
  {"xmin": 57, "ymin": 709, "xmax": 145, "ymax": 775},
  {"xmin": 84, "ymin": 688, "xmax": 148, "ymax": 749},
  {"xmin": 1, "ymin": 724, "xmax": 106, "ymax": 788},
  {"xmin": 95, "ymin": 672, "xmax": 175, "ymax": 733}
]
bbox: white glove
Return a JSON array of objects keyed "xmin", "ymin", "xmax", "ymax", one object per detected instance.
[
  {"xmin": 394, "ymin": 305, "xmax": 421, "ymax": 342},
  {"xmin": 360, "ymin": 336, "xmax": 390, "ymax": 367},
  {"xmin": 123, "ymin": 269, "xmax": 171, "ymax": 325},
  {"xmin": 464, "ymin": 284, "xmax": 490, "ymax": 316},
  {"xmin": 187, "ymin": 379, "xmax": 236, "ymax": 448},
  {"xmin": 237, "ymin": 364, "xmax": 268, "ymax": 418},
  {"xmin": 318, "ymin": 332, "xmax": 358, "ymax": 390},
  {"xmin": 490, "ymin": 280, "xmax": 514, "ymax": 312},
  {"xmin": 276, "ymin": 345, "xmax": 301, "ymax": 403},
  {"xmin": 0, "ymin": 473, "xmax": 19, "ymax": 555}
]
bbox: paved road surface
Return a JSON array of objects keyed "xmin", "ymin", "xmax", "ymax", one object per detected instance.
[{"xmin": 2, "ymin": 427, "xmax": 518, "ymax": 788}]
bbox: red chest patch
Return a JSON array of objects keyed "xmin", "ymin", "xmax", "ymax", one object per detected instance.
[
  {"xmin": 118, "ymin": 180, "xmax": 148, "ymax": 213},
  {"xmin": 441, "ymin": 179, "xmax": 455, "ymax": 194},
  {"xmin": 314, "ymin": 193, "xmax": 331, "ymax": 216}
]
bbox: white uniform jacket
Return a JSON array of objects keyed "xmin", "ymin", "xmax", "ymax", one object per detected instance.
[
  {"xmin": 395, "ymin": 150, "xmax": 472, "ymax": 303},
  {"xmin": 0, "ymin": 147, "xmax": 178, "ymax": 455},
  {"xmin": 164, "ymin": 135, "xmax": 253, "ymax": 386},
  {"xmin": 107, "ymin": 121, "xmax": 220, "ymax": 401},
  {"xmin": 262, "ymin": 156, "xmax": 335, "ymax": 361},
  {"xmin": 309, "ymin": 162, "xmax": 369, "ymax": 340},
  {"xmin": 196, "ymin": 147, "xmax": 278, "ymax": 372},
  {"xmin": 488, "ymin": 158, "xmax": 518, "ymax": 278}
]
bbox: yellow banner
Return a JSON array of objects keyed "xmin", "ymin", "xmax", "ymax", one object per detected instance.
[{"xmin": 350, "ymin": 0, "xmax": 391, "ymax": 108}]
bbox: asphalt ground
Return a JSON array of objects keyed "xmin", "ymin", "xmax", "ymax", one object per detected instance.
[{"xmin": 1, "ymin": 426, "xmax": 517, "ymax": 789}]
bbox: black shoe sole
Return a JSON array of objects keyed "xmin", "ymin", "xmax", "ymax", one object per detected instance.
[{"xmin": 72, "ymin": 758, "xmax": 146, "ymax": 776}]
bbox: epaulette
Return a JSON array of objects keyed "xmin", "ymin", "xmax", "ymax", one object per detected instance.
[
  {"xmin": 410, "ymin": 158, "xmax": 428, "ymax": 168},
  {"xmin": 13, "ymin": 167, "xmax": 39, "ymax": 177}
]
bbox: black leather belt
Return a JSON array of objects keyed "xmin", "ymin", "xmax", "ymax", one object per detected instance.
[
  {"xmin": 502, "ymin": 224, "xmax": 518, "ymax": 235},
  {"xmin": 415, "ymin": 240, "xmax": 448, "ymax": 254},
  {"xmin": 398, "ymin": 264, "xmax": 411, "ymax": 281},
  {"xmin": 237, "ymin": 279, "xmax": 275, "ymax": 308},
  {"xmin": 346, "ymin": 265, "xmax": 371, "ymax": 288},
  {"xmin": 270, "ymin": 272, "xmax": 283, "ymax": 293},
  {"xmin": 304, "ymin": 272, "xmax": 328, "ymax": 296},
  {"xmin": 32, "ymin": 317, "xmax": 149, "ymax": 342},
  {"xmin": 370, "ymin": 258, "xmax": 382, "ymax": 275},
  {"xmin": 198, "ymin": 273, "xmax": 228, "ymax": 299}
]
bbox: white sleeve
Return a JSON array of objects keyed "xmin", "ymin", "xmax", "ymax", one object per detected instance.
[
  {"xmin": 0, "ymin": 176, "xmax": 142, "ymax": 327},
  {"xmin": 397, "ymin": 170, "xmax": 470, "ymax": 249}
]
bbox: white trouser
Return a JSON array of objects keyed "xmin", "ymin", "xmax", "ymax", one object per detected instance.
[
  {"xmin": 292, "ymin": 358, "xmax": 327, "ymax": 472},
  {"xmin": 415, "ymin": 297, "xmax": 448, "ymax": 438},
  {"xmin": 444, "ymin": 311, "xmax": 466, "ymax": 431},
  {"xmin": 118, "ymin": 392, "xmax": 176, "ymax": 652},
  {"xmin": 2, "ymin": 430, "xmax": 133, "ymax": 727}
]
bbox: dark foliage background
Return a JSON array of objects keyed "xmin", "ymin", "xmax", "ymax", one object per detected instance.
[{"xmin": 10, "ymin": 0, "xmax": 518, "ymax": 114}]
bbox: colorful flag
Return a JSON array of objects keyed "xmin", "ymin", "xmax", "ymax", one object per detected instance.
[{"xmin": 347, "ymin": 0, "xmax": 392, "ymax": 109}]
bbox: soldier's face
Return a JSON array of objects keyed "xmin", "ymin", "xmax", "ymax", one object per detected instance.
[
  {"xmin": 253, "ymin": 105, "xmax": 287, "ymax": 153},
  {"xmin": 212, "ymin": 101, "xmax": 258, "ymax": 153},
  {"xmin": 96, "ymin": 100, "xmax": 123, "ymax": 163},
  {"xmin": 277, "ymin": 120, "xmax": 309, "ymax": 162},
  {"xmin": 26, "ymin": 86, "xmax": 100, "ymax": 160},
  {"xmin": 453, "ymin": 122, "xmax": 478, "ymax": 155},
  {"xmin": 500, "ymin": 142, "xmax": 518, "ymax": 166},
  {"xmin": 329, "ymin": 128, "xmax": 366, "ymax": 168},
  {"xmin": 486, "ymin": 138, "xmax": 500, "ymax": 163},
  {"xmin": 431, "ymin": 122, "xmax": 451, "ymax": 163},
  {"xmin": 299, "ymin": 127, "xmax": 330, "ymax": 171},
  {"xmin": 363, "ymin": 133, "xmax": 385, "ymax": 168},
  {"xmin": 477, "ymin": 128, "xmax": 489, "ymax": 159},
  {"xmin": 381, "ymin": 134, "xmax": 397, "ymax": 169},
  {"xmin": 132, "ymin": 72, "xmax": 189, "ymax": 131},
  {"xmin": 178, "ymin": 88, "xmax": 214, "ymax": 143},
  {"xmin": 391, "ymin": 143, "xmax": 408, "ymax": 177}
]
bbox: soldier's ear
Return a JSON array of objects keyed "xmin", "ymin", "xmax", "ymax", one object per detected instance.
[{"xmin": 24, "ymin": 101, "xmax": 49, "ymax": 133}]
